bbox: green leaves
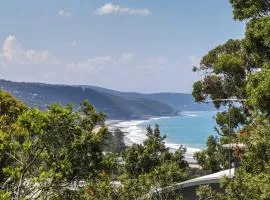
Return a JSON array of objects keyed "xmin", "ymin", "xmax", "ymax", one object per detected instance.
[
  {"xmin": 123, "ymin": 126, "xmax": 188, "ymax": 197},
  {"xmin": 192, "ymin": 1, "xmax": 270, "ymax": 199},
  {"xmin": 214, "ymin": 54, "xmax": 245, "ymax": 77},
  {"xmin": 215, "ymin": 107, "xmax": 246, "ymax": 136},
  {"xmin": 247, "ymin": 69, "xmax": 270, "ymax": 114},
  {"xmin": 245, "ymin": 16, "xmax": 270, "ymax": 65},
  {"xmin": 192, "ymin": 39, "xmax": 249, "ymax": 109},
  {"xmin": 230, "ymin": 0, "xmax": 270, "ymax": 21},
  {"xmin": 0, "ymin": 100, "xmax": 110, "ymax": 199},
  {"xmin": 194, "ymin": 135, "xmax": 225, "ymax": 172},
  {"xmin": 124, "ymin": 125, "xmax": 187, "ymax": 178},
  {"xmin": 0, "ymin": 90, "xmax": 26, "ymax": 131},
  {"xmin": 192, "ymin": 81, "xmax": 204, "ymax": 101},
  {"xmin": 196, "ymin": 185, "xmax": 224, "ymax": 200},
  {"xmin": 0, "ymin": 190, "xmax": 11, "ymax": 200}
]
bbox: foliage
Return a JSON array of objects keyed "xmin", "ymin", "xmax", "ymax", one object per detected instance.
[
  {"xmin": 224, "ymin": 169, "xmax": 270, "ymax": 200},
  {"xmin": 0, "ymin": 98, "xmax": 110, "ymax": 199},
  {"xmin": 199, "ymin": 118, "xmax": 270, "ymax": 200},
  {"xmin": 80, "ymin": 125, "xmax": 188, "ymax": 200},
  {"xmin": 124, "ymin": 125, "xmax": 188, "ymax": 178},
  {"xmin": 0, "ymin": 91, "xmax": 189, "ymax": 199},
  {"xmin": 0, "ymin": 90, "xmax": 27, "ymax": 191},
  {"xmin": 0, "ymin": 90, "xmax": 27, "ymax": 129},
  {"xmin": 244, "ymin": 16, "xmax": 270, "ymax": 65},
  {"xmin": 0, "ymin": 190, "xmax": 11, "ymax": 200},
  {"xmin": 144, "ymin": 161, "xmax": 188, "ymax": 188},
  {"xmin": 194, "ymin": 106, "xmax": 245, "ymax": 172},
  {"xmin": 192, "ymin": 0, "xmax": 270, "ymax": 170},
  {"xmin": 192, "ymin": 38, "xmax": 248, "ymax": 109},
  {"xmin": 192, "ymin": 0, "xmax": 270, "ymax": 199},
  {"xmin": 215, "ymin": 107, "xmax": 246, "ymax": 136},
  {"xmin": 194, "ymin": 136, "xmax": 227, "ymax": 173},
  {"xmin": 104, "ymin": 128, "xmax": 126, "ymax": 154},
  {"xmin": 247, "ymin": 69, "xmax": 270, "ymax": 115},
  {"xmin": 196, "ymin": 185, "xmax": 224, "ymax": 200},
  {"xmin": 230, "ymin": 0, "xmax": 270, "ymax": 21}
]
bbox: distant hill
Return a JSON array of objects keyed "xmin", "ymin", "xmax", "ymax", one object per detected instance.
[
  {"xmin": 0, "ymin": 80, "xmax": 175, "ymax": 119},
  {"xmin": 87, "ymin": 86, "xmax": 214, "ymax": 111},
  {"xmin": 0, "ymin": 80, "xmax": 214, "ymax": 120}
]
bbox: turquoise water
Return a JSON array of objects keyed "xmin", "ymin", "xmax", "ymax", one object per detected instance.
[{"xmin": 140, "ymin": 111, "xmax": 217, "ymax": 149}]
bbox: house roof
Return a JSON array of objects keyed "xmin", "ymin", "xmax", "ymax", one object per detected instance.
[{"xmin": 149, "ymin": 168, "xmax": 235, "ymax": 196}]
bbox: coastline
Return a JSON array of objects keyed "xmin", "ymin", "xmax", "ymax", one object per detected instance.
[{"xmin": 106, "ymin": 115, "xmax": 201, "ymax": 163}]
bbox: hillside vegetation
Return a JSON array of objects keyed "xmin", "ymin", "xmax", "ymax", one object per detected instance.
[
  {"xmin": 0, "ymin": 79, "xmax": 213, "ymax": 120},
  {"xmin": 0, "ymin": 80, "xmax": 176, "ymax": 119}
]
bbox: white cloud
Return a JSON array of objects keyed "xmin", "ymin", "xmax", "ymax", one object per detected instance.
[
  {"xmin": 65, "ymin": 53, "xmax": 169, "ymax": 76},
  {"xmin": 0, "ymin": 35, "xmax": 52, "ymax": 65},
  {"xmin": 66, "ymin": 53, "xmax": 137, "ymax": 73},
  {"xmin": 0, "ymin": 36, "xmax": 185, "ymax": 92},
  {"xmin": 95, "ymin": 3, "xmax": 151, "ymax": 16},
  {"xmin": 58, "ymin": 10, "xmax": 72, "ymax": 17},
  {"xmin": 0, "ymin": 36, "xmax": 60, "ymax": 84},
  {"xmin": 66, "ymin": 56, "xmax": 116, "ymax": 73},
  {"xmin": 119, "ymin": 52, "xmax": 136, "ymax": 64},
  {"xmin": 0, "ymin": 36, "xmax": 137, "ymax": 76}
]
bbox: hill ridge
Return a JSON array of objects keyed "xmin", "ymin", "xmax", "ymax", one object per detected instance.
[{"xmin": 0, "ymin": 79, "xmax": 214, "ymax": 119}]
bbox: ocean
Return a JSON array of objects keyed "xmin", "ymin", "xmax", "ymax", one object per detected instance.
[{"xmin": 108, "ymin": 111, "xmax": 217, "ymax": 163}]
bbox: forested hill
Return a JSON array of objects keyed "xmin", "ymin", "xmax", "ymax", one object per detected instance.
[
  {"xmin": 0, "ymin": 80, "xmax": 213, "ymax": 119},
  {"xmin": 87, "ymin": 86, "xmax": 214, "ymax": 111}
]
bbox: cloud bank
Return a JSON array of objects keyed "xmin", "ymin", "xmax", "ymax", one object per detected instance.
[
  {"xmin": 0, "ymin": 36, "xmax": 52, "ymax": 65},
  {"xmin": 0, "ymin": 36, "xmax": 171, "ymax": 90}
]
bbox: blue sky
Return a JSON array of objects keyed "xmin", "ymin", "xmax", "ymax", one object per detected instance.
[{"xmin": 0, "ymin": 0, "xmax": 244, "ymax": 93}]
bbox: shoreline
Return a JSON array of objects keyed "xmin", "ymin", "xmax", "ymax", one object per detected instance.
[{"xmin": 106, "ymin": 115, "xmax": 201, "ymax": 163}]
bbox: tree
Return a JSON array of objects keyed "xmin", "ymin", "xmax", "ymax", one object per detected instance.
[
  {"xmin": 104, "ymin": 128, "xmax": 126, "ymax": 154},
  {"xmin": 230, "ymin": 0, "xmax": 270, "ymax": 21},
  {"xmin": 192, "ymin": 0, "xmax": 270, "ymax": 170},
  {"xmin": 0, "ymin": 90, "xmax": 27, "ymax": 190},
  {"xmin": 122, "ymin": 125, "xmax": 188, "ymax": 199},
  {"xmin": 0, "ymin": 90, "xmax": 27, "ymax": 130},
  {"xmin": 194, "ymin": 136, "xmax": 224, "ymax": 173},
  {"xmin": 1, "ymin": 100, "xmax": 110, "ymax": 199},
  {"xmin": 192, "ymin": 39, "xmax": 248, "ymax": 108},
  {"xmin": 195, "ymin": 117, "xmax": 270, "ymax": 200},
  {"xmin": 192, "ymin": 0, "xmax": 270, "ymax": 199},
  {"xmin": 0, "ymin": 90, "xmax": 190, "ymax": 199},
  {"xmin": 124, "ymin": 125, "xmax": 188, "ymax": 177},
  {"xmin": 84, "ymin": 125, "xmax": 188, "ymax": 200}
]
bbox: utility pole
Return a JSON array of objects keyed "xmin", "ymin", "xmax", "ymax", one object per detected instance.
[{"xmin": 204, "ymin": 98, "xmax": 246, "ymax": 178}]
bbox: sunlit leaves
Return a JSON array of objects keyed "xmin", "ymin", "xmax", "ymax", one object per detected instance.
[
  {"xmin": 0, "ymin": 100, "xmax": 110, "ymax": 199},
  {"xmin": 245, "ymin": 16, "xmax": 270, "ymax": 65},
  {"xmin": 247, "ymin": 69, "xmax": 270, "ymax": 114},
  {"xmin": 230, "ymin": 0, "xmax": 270, "ymax": 21}
]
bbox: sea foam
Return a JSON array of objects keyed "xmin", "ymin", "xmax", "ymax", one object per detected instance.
[{"xmin": 108, "ymin": 118, "xmax": 201, "ymax": 163}]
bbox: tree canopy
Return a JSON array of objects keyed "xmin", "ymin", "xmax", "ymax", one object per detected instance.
[
  {"xmin": 0, "ymin": 91, "xmax": 190, "ymax": 199},
  {"xmin": 0, "ymin": 94, "xmax": 110, "ymax": 199},
  {"xmin": 193, "ymin": 0, "xmax": 270, "ymax": 199}
]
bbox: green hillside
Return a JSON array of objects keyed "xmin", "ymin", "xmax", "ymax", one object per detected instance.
[
  {"xmin": 88, "ymin": 86, "xmax": 214, "ymax": 111},
  {"xmin": 0, "ymin": 80, "xmax": 175, "ymax": 119}
]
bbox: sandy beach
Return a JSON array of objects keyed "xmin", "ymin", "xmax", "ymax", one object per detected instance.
[{"xmin": 106, "ymin": 118, "xmax": 201, "ymax": 163}]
